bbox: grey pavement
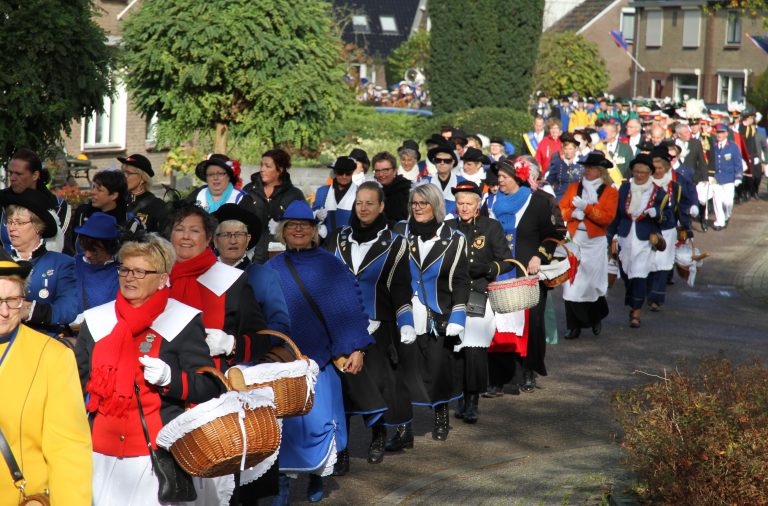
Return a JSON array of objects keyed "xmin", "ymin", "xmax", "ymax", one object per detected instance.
[{"xmin": 282, "ymin": 196, "xmax": 768, "ymax": 505}]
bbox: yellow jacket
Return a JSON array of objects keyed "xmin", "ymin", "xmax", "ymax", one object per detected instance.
[
  {"xmin": 0, "ymin": 325, "xmax": 92, "ymax": 506},
  {"xmin": 568, "ymin": 109, "xmax": 597, "ymax": 131}
]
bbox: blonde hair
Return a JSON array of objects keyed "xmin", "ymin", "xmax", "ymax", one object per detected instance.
[
  {"xmin": 6, "ymin": 205, "xmax": 45, "ymax": 236},
  {"xmin": 0, "ymin": 275, "xmax": 28, "ymax": 293},
  {"xmin": 118, "ymin": 234, "xmax": 176, "ymax": 274}
]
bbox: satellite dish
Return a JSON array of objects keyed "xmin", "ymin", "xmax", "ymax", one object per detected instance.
[{"xmin": 404, "ymin": 68, "xmax": 425, "ymax": 86}]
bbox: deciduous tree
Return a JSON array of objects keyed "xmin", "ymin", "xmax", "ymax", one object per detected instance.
[{"xmin": 533, "ymin": 32, "xmax": 609, "ymax": 99}]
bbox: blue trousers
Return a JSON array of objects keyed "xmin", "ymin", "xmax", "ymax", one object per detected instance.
[{"xmin": 646, "ymin": 269, "xmax": 671, "ymax": 305}]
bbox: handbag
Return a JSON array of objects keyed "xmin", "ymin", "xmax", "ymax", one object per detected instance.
[
  {"xmin": 0, "ymin": 427, "xmax": 50, "ymax": 505},
  {"xmin": 466, "ymin": 290, "xmax": 488, "ymax": 318},
  {"xmin": 135, "ymin": 384, "xmax": 197, "ymax": 503}
]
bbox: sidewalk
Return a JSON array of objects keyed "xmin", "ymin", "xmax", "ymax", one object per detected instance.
[{"xmin": 285, "ymin": 198, "xmax": 768, "ymax": 505}]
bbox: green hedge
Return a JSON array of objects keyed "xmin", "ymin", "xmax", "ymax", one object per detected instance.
[{"xmin": 431, "ymin": 108, "xmax": 533, "ymax": 154}]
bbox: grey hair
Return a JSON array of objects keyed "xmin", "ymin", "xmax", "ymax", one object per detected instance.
[
  {"xmin": 398, "ymin": 148, "xmax": 419, "ymax": 160},
  {"xmin": 517, "ymin": 155, "xmax": 542, "ymax": 180},
  {"xmin": 215, "ymin": 219, "xmax": 248, "ymax": 234},
  {"xmin": 409, "ymin": 183, "xmax": 446, "ymax": 222},
  {"xmin": 118, "ymin": 233, "xmax": 176, "ymax": 274},
  {"xmin": 675, "ymin": 123, "xmax": 691, "ymax": 135}
]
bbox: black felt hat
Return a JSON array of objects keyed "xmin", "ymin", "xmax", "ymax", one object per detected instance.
[
  {"xmin": 425, "ymin": 134, "xmax": 446, "ymax": 147},
  {"xmin": 1, "ymin": 189, "xmax": 58, "ymax": 239},
  {"xmin": 195, "ymin": 154, "xmax": 236, "ymax": 183},
  {"xmin": 451, "ymin": 180, "xmax": 482, "ymax": 197},
  {"xmin": 117, "ymin": 154, "xmax": 154, "ymax": 178},
  {"xmin": 630, "ymin": 154, "xmax": 656, "ymax": 174},
  {"xmin": 212, "ymin": 203, "xmax": 263, "ymax": 250},
  {"xmin": 348, "ymin": 148, "xmax": 370, "ymax": 166},
  {"xmin": 397, "ymin": 140, "xmax": 421, "ymax": 160},
  {"xmin": 328, "ymin": 156, "xmax": 357, "ymax": 174},
  {"xmin": 0, "ymin": 260, "xmax": 32, "ymax": 279},
  {"xmin": 578, "ymin": 151, "xmax": 614, "ymax": 169},
  {"xmin": 427, "ymin": 144, "xmax": 458, "ymax": 166},
  {"xmin": 461, "ymin": 147, "xmax": 489, "ymax": 164},
  {"xmin": 650, "ymin": 146, "xmax": 672, "ymax": 162}
]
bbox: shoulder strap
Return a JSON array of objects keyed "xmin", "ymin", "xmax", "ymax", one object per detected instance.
[
  {"xmin": 0, "ymin": 426, "xmax": 24, "ymax": 484},
  {"xmin": 283, "ymin": 255, "xmax": 333, "ymax": 339},
  {"xmin": 134, "ymin": 384, "xmax": 161, "ymax": 474}
]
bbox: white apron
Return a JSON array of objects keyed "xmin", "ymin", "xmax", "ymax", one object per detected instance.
[
  {"xmin": 649, "ymin": 228, "xmax": 677, "ymax": 272},
  {"xmin": 617, "ymin": 221, "xmax": 654, "ymax": 279},
  {"xmin": 563, "ymin": 229, "xmax": 607, "ymax": 303},
  {"xmin": 454, "ymin": 299, "xmax": 495, "ymax": 351}
]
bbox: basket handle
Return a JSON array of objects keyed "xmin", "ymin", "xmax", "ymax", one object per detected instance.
[
  {"xmin": 196, "ymin": 366, "xmax": 231, "ymax": 392},
  {"xmin": 501, "ymin": 258, "xmax": 529, "ymax": 276},
  {"xmin": 541, "ymin": 237, "xmax": 572, "ymax": 256},
  {"xmin": 257, "ymin": 329, "xmax": 303, "ymax": 361}
]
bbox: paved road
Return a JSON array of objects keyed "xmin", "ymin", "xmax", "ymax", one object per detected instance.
[{"xmin": 281, "ymin": 197, "xmax": 768, "ymax": 505}]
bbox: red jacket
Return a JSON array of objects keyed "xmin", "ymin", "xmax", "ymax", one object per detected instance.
[{"xmin": 535, "ymin": 136, "xmax": 562, "ymax": 171}]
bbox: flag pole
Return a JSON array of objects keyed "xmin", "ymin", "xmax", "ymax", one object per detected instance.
[{"xmin": 625, "ymin": 51, "xmax": 646, "ymax": 72}]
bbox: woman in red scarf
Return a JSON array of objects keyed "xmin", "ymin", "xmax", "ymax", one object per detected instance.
[{"xmin": 75, "ymin": 235, "xmax": 223, "ymax": 505}]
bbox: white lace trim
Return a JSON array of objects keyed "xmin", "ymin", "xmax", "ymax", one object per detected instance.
[
  {"xmin": 230, "ymin": 360, "xmax": 319, "ymax": 411},
  {"xmin": 239, "ymin": 419, "xmax": 283, "ymax": 485}
]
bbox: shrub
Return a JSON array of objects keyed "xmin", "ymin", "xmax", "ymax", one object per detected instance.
[
  {"xmin": 533, "ymin": 32, "xmax": 609, "ymax": 99},
  {"xmin": 613, "ymin": 357, "xmax": 768, "ymax": 506},
  {"xmin": 429, "ymin": 108, "xmax": 533, "ymax": 153}
]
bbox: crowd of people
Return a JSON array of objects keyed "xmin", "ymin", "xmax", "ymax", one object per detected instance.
[{"xmin": 0, "ymin": 92, "xmax": 764, "ymax": 506}]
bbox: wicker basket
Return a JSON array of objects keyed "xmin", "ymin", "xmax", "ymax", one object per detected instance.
[
  {"xmin": 158, "ymin": 367, "xmax": 280, "ymax": 478},
  {"xmin": 238, "ymin": 330, "xmax": 317, "ymax": 418},
  {"xmin": 539, "ymin": 238, "xmax": 579, "ymax": 288},
  {"xmin": 487, "ymin": 259, "xmax": 541, "ymax": 314}
]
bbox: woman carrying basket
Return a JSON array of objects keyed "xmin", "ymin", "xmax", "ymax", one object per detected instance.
[
  {"xmin": 559, "ymin": 151, "xmax": 618, "ymax": 339},
  {"xmin": 449, "ymin": 181, "xmax": 513, "ymax": 423},
  {"xmin": 75, "ymin": 235, "xmax": 224, "ymax": 505},
  {"xmin": 266, "ymin": 200, "xmax": 373, "ymax": 503},
  {"xmin": 486, "ymin": 158, "xmax": 558, "ymax": 396}
]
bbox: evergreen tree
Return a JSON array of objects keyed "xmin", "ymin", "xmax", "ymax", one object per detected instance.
[
  {"xmin": 0, "ymin": 0, "xmax": 112, "ymax": 157},
  {"xmin": 429, "ymin": 0, "xmax": 544, "ymax": 114},
  {"xmin": 122, "ymin": 0, "xmax": 348, "ymax": 153}
]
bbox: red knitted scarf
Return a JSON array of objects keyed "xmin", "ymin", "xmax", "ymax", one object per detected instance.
[
  {"xmin": 86, "ymin": 288, "xmax": 169, "ymax": 418},
  {"xmin": 169, "ymin": 247, "xmax": 217, "ymax": 311}
]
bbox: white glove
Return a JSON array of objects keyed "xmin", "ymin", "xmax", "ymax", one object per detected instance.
[
  {"xmin": 735, "ymin": 178, "xmax": 742, "ymax": 187},
  {"xmin": 572, "ymin": 196, "xmax": 587, "ymax": 210},
  {"xmin": 571, "ymin": 209, "xmax": 585, "ymax": 221},
  {"xmin": 268, "ymin": 219, "xmax": 279, "ymax": 235},
  {"xmin": 367, "ymin": 320, "xmax": 381, "ymax": 335},
  {"xmin": 400, "ymin": 325, "xmax": 417, "ymax": 344},
  {"xmin": 205, "ymin": 328, "xmax": 235, "ymax": 356},
  {"xmin": 446, "ymin": 323, "xmax": 464, "ymax": 337},
  {"xmin": 689, "ymin": 205, "xmax": 699, "ymax": 218},
  {"xmin": 139, "ymin": 355, "xmax": 171, "ymax": 387},
  {"xmin": 644, "ymin": 207, "xmax": 657, "ymax": 218},
  {"xmin": 314, "ymin": 208, "xmax": 328, "ymax": 221}
]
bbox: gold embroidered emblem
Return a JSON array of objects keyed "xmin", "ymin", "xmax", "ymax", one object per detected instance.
[{"xmin": 473, "ymin": 236, "xmax": 486, "ymax": 249}]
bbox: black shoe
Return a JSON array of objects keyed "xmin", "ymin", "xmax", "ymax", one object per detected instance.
[
  {"xmin": 367, "ymin": 426, "xmax": 386, "ymax": 464},
  {"xmin": 454, "ymin": 397, "xmax": 465, "ymax": 419},
  {"xmin": 700, "ymin": 217, "xmax": 708, "ymax": 233},
  {"xmin": 463, "ymin": 394, "xmax": 479, "ymax": 424},
  {"xmin": 713, "ymin": 225, "xmax": 723, "ymax": 231},
  {"xmin": 564, "ymin": 328, "xmax": 581, "ymax": 340},
  {"xmin": 521, "ymin": 370, "xmax": 536, "ymax": 393},
  {"xmin": 507, "ymin": 383, "xmax": 521, "ymax": 396},
  {"xmin": 432, "ymin": 404, "xmax": 450, "ymax": 441},
  {"xmin": 482, "ymin": 385, "xmax": 503, "ymax": 398},
  {"xmin": 385, "ymin": 423, "xmax": 413, "ymax": 452},
  {"xmin": 331, "ymin": 448, "xmax": 349, "ymax": 476},
  {"xmin": 592, "ymin": 322, "xmax": 602, "ymax": 336}
]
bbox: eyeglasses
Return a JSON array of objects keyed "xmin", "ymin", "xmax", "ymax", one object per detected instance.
[
  {"xmin": 372, "ymin": 167, "xmax": 394, "ymax": 174},
  {"xmin": 433, "ymin": 158, "xmax": 453, "ymax": 165},
  {"xmin": 411, "ymin": 201, "xmax": 430, "ymax": 209},
  {"xmin": 216, "ymin": 231, "xmax": 249, "ymax": 240},
  {"xmin": 206, "ymin": 171, "xmax": 229, "ymax": 179},
  {"xmin": 118, "ymin": 265, "xmax": 160, "ymax": 279},
  {"xmin": 285, "ymin": 221, "xmax": 312, "ymax": 230},
  {"xmin": 0, "ymin": 297, "xmax": 23, "ymax": 310},
  {"xmin": 6, "ymin": 220, "xmax": 32, "ymax": 228}
]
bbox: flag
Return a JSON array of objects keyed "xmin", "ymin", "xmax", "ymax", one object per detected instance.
[
  {"xmin": 610, "ymin": 30, "xmax": 628, "ymax": 51},
  {"xmin": 747, "ymin": 34, "xmax": 768, "ymax": 56}
]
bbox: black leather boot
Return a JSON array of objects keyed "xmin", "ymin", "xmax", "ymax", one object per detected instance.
[
  {"xmin": 521, "ymin": 370, "xmax": 536, "ymax": 393},
  {"xmin": 331, "ymin": 448, "xmax": 349, "ymax": 476},
  {"xmin": 699, "ymin": 212, "xmax": 708, "ymax": 232},
  {"xmin": 454, "ymin": 396, "xmax": 465, "ymax": 419},
  {"xmin": 385, "ymin": 423, "xmax": 414, "ymax": 451},
  {"xmin": 463, "ymin": 394, "xmax": 479, "ymax": 424},
  {"xmin": 432, "ymin": 404, "xmax": 450, "ymax": 440},
  {"xmin": 367, "ymin": 425, "xmax": 387, "ymax": 464}
]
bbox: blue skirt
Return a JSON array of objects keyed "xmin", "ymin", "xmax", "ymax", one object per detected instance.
[{"xmin": 278, "ymin": 365, "xmax": 347, "ymax": 473}]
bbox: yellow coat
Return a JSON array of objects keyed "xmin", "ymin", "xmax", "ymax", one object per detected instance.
[{"xmin": 0, "ymin": 325, "xmax": 92, "ymax": 506}]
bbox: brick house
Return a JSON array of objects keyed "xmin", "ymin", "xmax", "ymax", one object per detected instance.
[
  {"xmin": 548, "ymin": 0, "xmax": 636, "ymax": 98},
  {"xmin": 62, "ymin": 1, "xmax": 168, "ymax": 177},
  {"xmin": 630, "ymin": 1, "xmax": 768, "ymax": 103}
]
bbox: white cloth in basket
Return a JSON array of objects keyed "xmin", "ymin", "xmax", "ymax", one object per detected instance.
[
  {"xmin": 240, "ymin": 419, "xmax": 283, "ymax": 485},
  {"xmin": 231, "ymin": 359, "xmax": 319, "ymax": 386}
]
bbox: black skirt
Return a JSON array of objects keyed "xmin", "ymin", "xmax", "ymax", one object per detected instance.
[
  {"xmin": 339, "ymin": 321, "xmax": 412, "ymax": 426},
  {"xmin": 524, "ymin": 283, "xmax": 549, "ymax": 376},
  {"xmin": 488, "ymin": 352, "xmax": 525, "ymax": 388},
  {"xmin": 398, "ymin": 332, "xmax": 462, "ymax": 407},
  {"xmin": 453, "ymin": 347, "xmax": 489, "ymax": 394},
  {"xmin": 564, "ymin": 297, "xmax": 609, "ymax": 329}
]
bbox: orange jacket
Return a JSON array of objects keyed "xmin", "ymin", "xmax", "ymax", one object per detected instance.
[{"xmin": 560, "ymin": 181, "xmax": 618, "ymax": 238}]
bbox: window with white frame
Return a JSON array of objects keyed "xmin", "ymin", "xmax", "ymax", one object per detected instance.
[
  {"xmin": 352, "ymin": 15, "xmax": 370, "ymax": 34},
  {"xmin": 145, "ymin": 113, "xmax": 159, "ymax": 145},
  {"xmin": 718, "ymin": 74, "xmax": 746, "ymax": 103},
  {"xmin": 380, "ymin": 15, "xmax": 398, "ymax": 34},
  {"xmin": 646, "ymin": 10, "xmax": 663, "ymax": 47},
  {"xmin": 682, "ymin": 9, "xmax": 701, "ymax": 48},
  {"xmin": 83, "ymin": 79, "xmax": 127, "ymax": 150},
  {"xmin": 621, "ymin": 8, "xmax": 636, "ymax": 43},
  {"xmin": 673, "ymin": 74, "xmax": 699, "ymax": 101},
  {"xmin": 726, "ymin": 11, "xmax": 742, "ymax": 45}
]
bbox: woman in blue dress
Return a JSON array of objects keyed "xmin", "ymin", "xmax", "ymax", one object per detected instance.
[{"xmin": 266, "ymin": 200, "xmax": 373, "ymax": 504}]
